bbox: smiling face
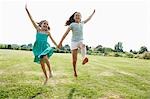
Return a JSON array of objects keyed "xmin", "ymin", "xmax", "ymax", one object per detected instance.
[
  {"xmin": 74, "ymin": 12, "xmax": 81, "ymax": 23},
  {"xmin": 40, "ymin": 20, "xmax": 50, "ymax": 31}
]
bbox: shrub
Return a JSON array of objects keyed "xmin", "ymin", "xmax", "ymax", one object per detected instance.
[
  {"xmin": 87, "ymin": 49, "xmax": 92, "ymax": 55},
  {"xmin": 125, "ymin": 53, "xmax": 134, "ymax": 58},
  {"xmin": 141, "ymin": 52, "xmax": 150, "ymax": 59},
  {"xmin": 114, "ymin": 53, "xmax": 122, "ymax": 57}
]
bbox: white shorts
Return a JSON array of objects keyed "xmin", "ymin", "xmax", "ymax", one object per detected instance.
[{"xmin": 71, "ymin": 40, "xmax": 84, "ymax": 50}]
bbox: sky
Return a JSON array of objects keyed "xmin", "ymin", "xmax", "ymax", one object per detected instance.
[{"xmin": 0, "ymin": 0, "xmax": 150, "ymax": 51}]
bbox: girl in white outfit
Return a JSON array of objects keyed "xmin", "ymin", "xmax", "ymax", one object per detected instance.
[{"xmin": 58, "ymin": 10, "xmax": 95, "ymax": 78}]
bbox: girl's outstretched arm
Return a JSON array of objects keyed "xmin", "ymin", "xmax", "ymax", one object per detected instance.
[
  {"xmin": 58, "ymin": 27, "xmax": 71, "ymax": 48},
  {"xmin": 25, "ymin": 4, "xmax": 38, "ymax": 30},
  {"xmin": 83, "ymin": 9, "xmax": 95, "ymax": 24},
  {"xmin": 48, "ymin": 32, "xmax": 58, "ymax": 47}
]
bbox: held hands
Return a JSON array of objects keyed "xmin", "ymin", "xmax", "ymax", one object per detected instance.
[{"xmin": 57, "ymin": 43, "xmax": 62, "ymax": 49}]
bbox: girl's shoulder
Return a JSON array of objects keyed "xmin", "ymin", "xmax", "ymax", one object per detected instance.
[
  {"xmin": 36, "ymin": 26, "xmax": 41, "ymax": 31},
  {"xmin": 71, "ymin": 22, "xmax": 84, "ymax": 25},
  {"xmin": 70, "ymin": 22, "xmax": 78, "ymax": 27},
  {"xmin": 81, "ymin": 21, "xmax": 84, "ymax": 24},
  {"xmin": 70, "ymin": 22, "xmax": 75, "ymax": 25}
]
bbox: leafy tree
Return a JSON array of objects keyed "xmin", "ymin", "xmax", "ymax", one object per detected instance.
[
  {"xmin": 130, "ymin": 49, "xmax": 138, "ymax": 54},
  {"xmin": 139, "ymin": 46, "xmax": 148, "ymax": 54},
  {"xmin": 94, "ymin": 45, "xmax": 103, "ymax": 52},
  {"xmin": 114, "ymin": 42, "xmax": 123, "ymax": 52}
]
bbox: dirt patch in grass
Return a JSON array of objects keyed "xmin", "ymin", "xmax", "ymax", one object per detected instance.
[
  {"xmin": 99, "ymin": 71, "xmax": 114, "ymax": 76},
  {"xmin": 100, "ymin": 92, "xmax": 124, "ymax": 99}
]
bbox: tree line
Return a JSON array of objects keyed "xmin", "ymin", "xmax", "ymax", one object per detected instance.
[{"xmin": 0, "ymin": 42, "xmax": 149, "ymax": 59}]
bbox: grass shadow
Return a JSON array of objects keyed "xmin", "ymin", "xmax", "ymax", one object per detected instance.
[
  {"xmin": 29, "ymin": 92, "xmax": 42, "ymax": 99},
  {"xmin": 68, "ymin": 88, "xmax": 76, "ymax": 99}
]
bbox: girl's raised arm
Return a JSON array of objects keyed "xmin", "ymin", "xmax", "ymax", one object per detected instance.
[
  {"xmin": 48, "ymin": 32, "xmax": 58, "ymax": 47},
  {"xmin": 25, "ymin": 4, "xmax": 39, "ymax": 30},
  {"xmin": 58, "ymin": 27, "xmax": 71, "ymax": 48},
  {"xmin": 83, "ymin": 9, "xmax": 95, "ymax": 24}
]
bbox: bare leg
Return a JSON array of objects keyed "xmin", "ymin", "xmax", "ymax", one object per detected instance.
[
  {"xmin": 80, "ymin": 44, "xmax": 88, "ymax": 65},
  {"xmin": 40, "ymin": 59, "xmax": 48, "ymax": 85},
  {"xmin": 72, "ymin": 49, "xmax": 78, "ymax": 78},
  {"xmin": 43, "ymin": 55, "xmax": 53, "ymax": 78}
]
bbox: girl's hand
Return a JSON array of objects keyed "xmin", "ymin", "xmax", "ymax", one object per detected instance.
[
  {"xmin": 93, "ymin": 9, "xmax": 95, "ymax": 14},
  {"xmin": 25, "ymin": 4, "xmax": 39, "ymax": 30},
  {"xmin": 25, "ymin": 4, "xmax": 27, "ymax": 10},
  {"xmin": 58, "ymin": 43, "xmax": 62, "ymax": 49},
  {"xmin": 83, "ymin": 9, "xmax": 95, "ymax": 24}
]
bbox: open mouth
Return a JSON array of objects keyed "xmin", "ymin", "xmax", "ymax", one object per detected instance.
[
  {"xmin": 76, "ymin": 18, "xmax": 80, "ymax": 20},
  {"xmin": 43, "ymin": 26, "xmax": 47, "ymax": 28}
]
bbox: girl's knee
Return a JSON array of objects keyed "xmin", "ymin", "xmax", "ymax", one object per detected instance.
[
  {"xmin": 73, "ymin": 61, "xmax": 77, "ymax": 64},
  {"xmin": 43, "ymin": 55, "xmax": 48, "ymax": 59},
  {"xmin": 73, "ymin": 59, "xmax": 77, "ymax": 64},
  {"xmin": 80, "ymin": 44, "xmax": 85, "ymax": 48},
  {"xmin": 40, "ymin": 60, "xmax": 45, "ymax": 65}
]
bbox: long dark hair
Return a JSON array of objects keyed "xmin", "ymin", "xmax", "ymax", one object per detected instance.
[
  {"xmin": 65, "ymin": 12, "xmax": 77, "ymax": 26},
  {"xmin": 37, "ymin": 20, "xmax": 50, "ymax": 30}
]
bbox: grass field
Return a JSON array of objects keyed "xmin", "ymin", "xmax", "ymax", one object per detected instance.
[{"xmin": 0, "ymin": 49, "xmax": 150, "ymax": 99}]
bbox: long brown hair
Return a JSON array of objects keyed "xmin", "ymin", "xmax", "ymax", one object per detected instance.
[{"xmin": 65, "ymin": 12, "xmax": 77, "ymax": 26}]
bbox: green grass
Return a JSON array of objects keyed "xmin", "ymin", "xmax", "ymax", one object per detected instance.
[{"xmin": 0, "ymin": 49, "xmax": 150, "ymax": 99}]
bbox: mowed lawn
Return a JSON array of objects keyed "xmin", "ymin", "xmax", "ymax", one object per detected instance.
[{"xmin": 0, "ymin": 49, "xmax": 150, "ymax": 99}]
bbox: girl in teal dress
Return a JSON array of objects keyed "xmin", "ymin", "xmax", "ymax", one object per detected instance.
[{"xmin": 25, "ymin": 5, "xmax": 58, "ymax": 85}]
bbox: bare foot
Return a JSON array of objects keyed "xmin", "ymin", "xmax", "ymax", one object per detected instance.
[
  {"xmin": 82, "ymin": 57, "xmax": 89, "ymax": 65},
  {"xmin": 49, "ymin": 71, "xmax": 53, "ymax": 78},
  {"xmin": 74, "ymin": 73, "xmax": 78, "ymax": 78},
  {"xmin": 49, "ymin": 72, "xmax": 53, "ymax": 78},
  {"xmin": 43, "ymin": 78, "xmax": 48, "ymax": 85}
]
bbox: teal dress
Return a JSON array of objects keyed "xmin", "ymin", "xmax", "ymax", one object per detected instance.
[{"xmin": 33, "ymin": 32, "xmax": 53, "ymax": 64}]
